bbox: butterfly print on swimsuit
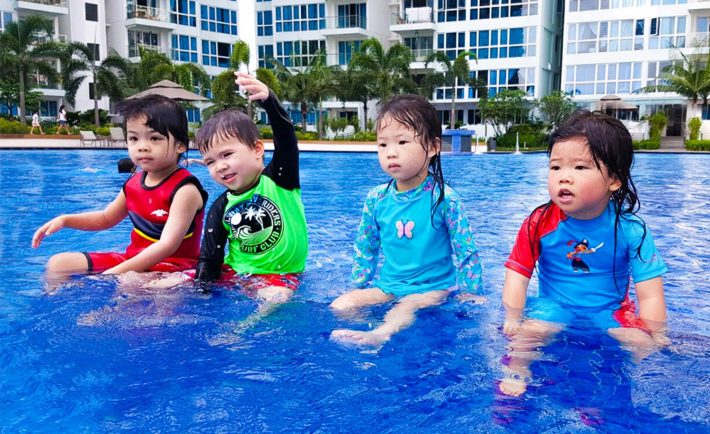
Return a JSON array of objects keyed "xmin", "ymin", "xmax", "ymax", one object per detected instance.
[{"xmin": 395, "ymin": 220, "xmax": 415, "ymax": 239}]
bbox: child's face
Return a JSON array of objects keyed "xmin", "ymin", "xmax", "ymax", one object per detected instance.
[
  {"xmin": 376, "ymin": 116, "xmax": 437, "ymax": 192},
  {"xmin": 126, "ymin": 116, "xmax": 184, "ymax": 175},
  {"xmin": 201, "ymin": 134, "xmax": 264, "ymax": 193},
  {"xmin": 548, "ymin": 137, "xmax": 621, "ymax": 220}
]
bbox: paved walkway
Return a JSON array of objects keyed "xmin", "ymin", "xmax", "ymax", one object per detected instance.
[{"xmin": 659, "ymin": 136, "xmax": 686, "ymax": 152}]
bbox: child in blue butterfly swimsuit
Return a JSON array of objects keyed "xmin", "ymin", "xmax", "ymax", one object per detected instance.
[{"xmin": 330, "ymin": 94, "xmax": 485, "ymax": 348}]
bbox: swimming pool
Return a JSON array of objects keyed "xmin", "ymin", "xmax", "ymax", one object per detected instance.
[{"xmin": 1, "ymin": 150, "xmax": 707, "ymax": 432}]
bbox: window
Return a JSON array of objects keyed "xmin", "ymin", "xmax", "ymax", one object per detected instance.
[
  {"xmin": 0, "ymin": 11, "xmax": 12, "ymax": 31},
  {"xmin": 40, "ymin": 100, "xmax": 58, "ymax": 118},
  {"xmin": 470, "ymin": 27, "xmax": 536, "ymax": 60},
  {"xmin": 564, "ymin": 62, "xmax": 641, "ymax": 96},
  {"xmin": 470, "ymin": 0, "xmax": 538, "ymax": 20},
  {"xmin": 200, "ymin": 5, "xmax": 237, "ymax": 35},
  {"xmin": 337, "ymin": 3, "xmax": 366, "ymax": 29},
  {"xmin": 568, "ymin": 0, "xmax": 645, "ymax": 11},
  {"xmin": 128, "ymin": 31, "xmax": 159, "ymax": 57},
  {"xmin": 275, "ymin": 3, "xmax": 325, "ymax": 33},
  {"xmin": 276, "ymin": 40, "xmax": 326, "ymax": 67},
  {"xmin": 649, "ymin": 16, "xmax": 686, "ymax": 49},
  {"xmin": 171, "ymin": 34, "xmax": 197, "ymax": 62},
  {"xmin": 481, "ymin": 68, "xmax": 535, "ymax": 97},
  {"xmin": 437, "ymin": 32, "xmax": 466, "ymax": 60},
  {"xmin": 403, "ymin": 36, "xmax": 433, "ymax": 61},
  {"xmin": 202, "ymin": 40, "xmax": 232, "ymax": 67},
  {"xmin": 258, "ymin": 44, "xmax": 274, "ymax": 68},
  {"xmin": 186, "ymin": 107, "xmax": 201, "ymax": 123},
  {"xmin": 567, "ymin": 19, "xmax": 644, "ymax": 54},
  {"xmin": 338, "ymin": 40, "xmax": 362, "ymax": 65},
  {"xmin": 170, "ymin": 0, "xmax": 196, "ymax": 27},
  {"xmin": 85, "ymin": 3, "xmax": 98, "ymax": 21},
  {"xmin": 257, "ymin": 11, "xmax": 273, "ymax": 36},
  {"xmin": 87, "ymin": 43, "xmax": 100, "ymax": 60}
]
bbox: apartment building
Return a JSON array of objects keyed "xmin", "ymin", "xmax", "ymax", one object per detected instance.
[
  {"xmin": 561, "ymin": 0, "xmax": 710, "ymax": 137},
  {"xmin": 1, "ymin": 0, "xmax": 704, "ymax": 134}
]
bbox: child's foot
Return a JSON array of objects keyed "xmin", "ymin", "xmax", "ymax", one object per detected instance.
[
  {"xmin": 331, "ymin": 328, "xmax": 389, "ymax": 347},
  {"xmin": 498, "ymin": 366, "xmax": 532, "ymax": 397}
]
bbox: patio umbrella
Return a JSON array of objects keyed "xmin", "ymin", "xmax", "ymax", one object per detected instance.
[
  {"xmin": 126, "ymin": 79, "xmax": 209, "ymax": 102},
  {"xmin": 598, "ymin": 94, "xmax": 637, "ymax": 117}
]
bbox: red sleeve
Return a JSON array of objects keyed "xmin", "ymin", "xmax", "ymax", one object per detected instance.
[{"xmin": 504, "ymin": 204, "xmax": 565, "ymax": 278}]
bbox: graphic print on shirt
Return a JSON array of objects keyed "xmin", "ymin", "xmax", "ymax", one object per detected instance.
[
  {"xmin": 565, "ymin": 238, "xmax": 604, "ymax": 273},
  {"xmin": 395, "ymin": 220, "xmax": 415, "ymax": 239},
  {"xmin": 224, "ymin": 194, "xmax": 283, "ymax": 254}
]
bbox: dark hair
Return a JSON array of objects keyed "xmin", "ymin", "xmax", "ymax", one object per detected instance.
[
  {"xmin": 59, "ymin": 105, "xmax": 65, "ymax": 111},
  {"xmin": 196, "ymin": 109, "xmax": 260, "ymax": 153},
  {"xmin": 376, "ymin": 94, "xmax": 445, "ymax": 219},
  {"xmin": 528, "ymin": 110, "xmax": 646, "ymax": 294},
  {"xmin": 117, "ymin": 157, "xmax": 136, "ymax": 174},
  {"xmin": 114, "ymin": 94, "xmax": 189, "ymax": 161}
]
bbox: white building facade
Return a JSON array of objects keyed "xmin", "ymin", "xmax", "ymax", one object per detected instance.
[
  {"xmin": 2, "ymin": 0, "xmax": 707, "ymax": 134},
  {"xmin": 562, "ymin": 0, "xmax": 710, "ymax": 138}
]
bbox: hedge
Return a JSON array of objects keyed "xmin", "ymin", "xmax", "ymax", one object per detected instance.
[
  {"xmin": 684, "ymin": 140, "xmax": 710, "ymax": 151},
  {"xmin": 632, "ymin": 139, "xmax": 660, "ymax": 150}
]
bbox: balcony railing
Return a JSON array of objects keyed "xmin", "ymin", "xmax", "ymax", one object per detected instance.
[
  {"xmin": 20, "ymin": 0, "xmax": 66, "ymax": 6},
  {"xmin": 391, "ymin": 7, "xmax": 433, "ymax": 25},
  {"xmin": 325, "ymin": 14, "xmax": 367, "ymax": 30},
  {"xmin": 127, "ymin": 5, "xmax": 166, "ymax": 22},
  {"xmin": 128, "ymin": 43, "xmax": 161, "ymax": 58},
  {"xmin": 410, "ymin": 48, "xmax": 434, "ymax": 61}
]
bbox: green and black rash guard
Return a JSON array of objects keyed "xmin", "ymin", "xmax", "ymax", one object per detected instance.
[{"xmin": 195, "ymin": 92, "xmax": 308, "ymax": 281}]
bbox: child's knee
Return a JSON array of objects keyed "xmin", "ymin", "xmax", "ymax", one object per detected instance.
[
  {"xmin": 46, "ymin": 252, "xmax": 86, "ymax": 273},
  {"xmin": 330, "ymin": 294, "xmax": 355, "ymax": 311}
]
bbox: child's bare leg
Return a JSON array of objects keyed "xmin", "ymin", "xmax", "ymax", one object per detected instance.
[
  {"xmin": 331, "ymin": 290, "xmax": 449, "ymax": 347},
  {"xmin": 608, "ymin": 327, "xmax": 664, "ymax": 362},
  {"xmin": 44, "ymin": 252, "xmax": 90, "ymax": 292},
  {"xmin": 257, "ymin": 285, "xmax": 294, "ymax": 304},
  {"xmin": 330, "ymin": 287, "xmax": 393, "ymax": 311},
  {"xmin": 500, "ymin": 319, "xmax": 562, "ymax": 397}
]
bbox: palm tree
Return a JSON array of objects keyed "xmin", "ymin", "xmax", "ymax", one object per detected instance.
[
  {"xmin": 59, "ymin": 42, "xmax": 129, "ymax": 126},
  {"xmin": 350, "ymin": 38, "xmax": 414, "ymax": 105},
  {"xmin": 332, "ymin": 62, "xmax": 377, "ymax": 131},
  {"xmin": 425, "ymin": 50, "xmax": 478, "ymax": 129},
  {"xmin": 207, "ymin": 40, "xmax": 260, "ymax": 119},
  {"xmin": 129, "ymin": 48, "xmax": 210, "ymax": 95},
  {"xmin": 0, "ymin": 15, "xmax": 57, "ymax": 121},
  {"xmin": 271, "ymin": 52, "xmax": 333, "ymax": 136},
  {"xmin": 639, "ymin": 48, "xmax": 710, "ymax": 123}
]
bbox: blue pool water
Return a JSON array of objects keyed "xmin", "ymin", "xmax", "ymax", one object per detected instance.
[{"xmin": 1, "ymin": 150, "xmax": 708, "ymax": 432}]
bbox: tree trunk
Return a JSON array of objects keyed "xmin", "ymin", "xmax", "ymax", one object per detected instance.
[
  {"xmin": 19, "ymin": 68, "xmax": 26, "ymax": 121},
  {"xmin": 301, "ymin": 102, "xmax": 307, "ymax": 132},
  {"xmin": 362, "ymin": 99, "xmax": 368, "ymax": 131},
  {"xmin": 317, "ymin": 98, "xmax": 323, "ymax": 139},
  {"xmin": 94, "ymin": 82, "xmax": 100, "ymax": 127}
]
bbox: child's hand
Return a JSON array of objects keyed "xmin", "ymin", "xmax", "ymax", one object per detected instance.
[
  {"xmin": 503, "ymin": 318, "xmax": 522, "ymax": 336},
  {"xmin": 456, "ymin": 293, "xmax": 487, "ymax": 304},
  {"xmin": 32, "ymin": 216, "xmax": 66, "ymax": 248},
  {"xmin": 651, "ymin": 330, "xmax": 671, "ymax": 347},
  {"xmin": 234, "ymin": 72, "xmax": 269, "ymax": 102}
]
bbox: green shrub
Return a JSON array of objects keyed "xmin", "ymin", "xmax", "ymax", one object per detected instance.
[
  {"xmin": 497, "ymin": 123, "xmax": 547, "ymax": 148},
  {"xmin": 684, "ymin": 139, "xmax": 710, "ymax": 151},
  {"xmin": 295, "ymin": 131, "xmax": 318, "ymax": 141},
  {"xmin": 647, "ymin": 111, "xmax": 667, "ymax": 140},
  {"xmin": 351, "ymin": 131, "xmax": 377, "ymax": 141},
  {"xmin": 258, "ymin": 125, "xmax": 273, "ymax": 139},
  {"xmin": 0, "ymin": 118, "xmax": 29, "ymax": 134},
  {"xmin": 688, "ymin": 117, "xmax": 702, "ymax": 141},
  {"xmin": 632, "ymin": 139, "xmax": 661, "ymax": 150}
]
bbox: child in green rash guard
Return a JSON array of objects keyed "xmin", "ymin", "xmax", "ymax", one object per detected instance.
[{"xmin": 194, "ymin": 72, "xmax": 307, "ymax": 304}]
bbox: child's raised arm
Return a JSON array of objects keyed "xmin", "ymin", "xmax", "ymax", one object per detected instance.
[
  {"xmin": 31, "ymin": 190, "xmax": 129, "ymax": 249},
  {"xmin": 102, "ymin": 183, "xmax": 204, "ymax": 274}
]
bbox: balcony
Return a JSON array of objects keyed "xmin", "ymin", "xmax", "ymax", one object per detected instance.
[
  {"xmin": 390, "ymin": 7, "xmax": 435, "ymax": 35},
  {"xmin": 320, "ymin": 14, "xmax": 370, "ymax": 39},
  {"xmin": 17, "ymin": 0, "xmax": 68, "ymax": 15},
  {"xmin": 688, "ymin": 0, "xmax": 710, "ymax": 12},
  {"xmin": 126, "ymin": 5, "xmax": 175, "ymax": 30}
]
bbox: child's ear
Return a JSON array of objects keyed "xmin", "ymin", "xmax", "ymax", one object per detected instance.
[
  {"xmin": 253, "ymin": 140, "xmax": 265, "ymax": 158},
  {"xmin": 429, "ymin": 137, "xmax": 442, "ymax": 157},
  {"xmin": 609, "ymin": 177, "xmax": 622, "ymax": 192}
]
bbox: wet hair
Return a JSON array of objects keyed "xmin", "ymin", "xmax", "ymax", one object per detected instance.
[
  {"xmin": 376, "ymin": 94, "xmax": 445, "ymax": 220},
  {"xmin": 527, "ymin": 110, "xmax": 646, "ymax": 294},
  {"xmin": 196, "ymin": 109, "xmax": 260, "ymax": 153},
  {"xmin": 117, "ymin": 157, "xmax": 136, "ymax": 174},
  {"xmin": 114, "ymin": 94, "xmax": 189, "ymax": 162}
]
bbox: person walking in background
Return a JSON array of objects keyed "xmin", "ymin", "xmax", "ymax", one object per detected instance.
[
  {"xmin": 56, "ymin": 105, "xmax": 70, "ymax": 134},
  {"xmin": 30, "ymin": 111, "xmax": 45, "ymax": 135}
]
